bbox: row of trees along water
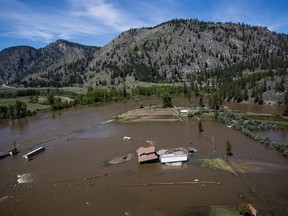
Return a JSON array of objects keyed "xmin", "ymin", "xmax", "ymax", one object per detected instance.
[
  {"xmin": 0, "ymin": 100, "xmax": 35, "ymax": 119},
  {"xmin": 0, "ymin": 76, "xmax": 288, "ymax": 120},
  {"xmin": 216, "ymin": 110, "xmax": 288, "ymax": 157}
]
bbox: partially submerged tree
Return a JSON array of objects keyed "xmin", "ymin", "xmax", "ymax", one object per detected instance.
[
  {"xmin": 283, "ymin": 91, "xmax": 288, "ymax": 116},
  {"xmin": 199, "ymin": 94, "xmax": 204, "ymax": 107},
  {"xmin": 162, "ymin": 94, "xmax": 173, "ymax": 108},
  {"xmin": 226, "ymin": 141, "xmax": 233, "ymax": 156},
  {"xmin": 198, "ymin": 120, "xmax": 204, "ymax": 132},
  {"xmin": 239, "ymin": 203, "xmax": 252, "ymax": 216}
]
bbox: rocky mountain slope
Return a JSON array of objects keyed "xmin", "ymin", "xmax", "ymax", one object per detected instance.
[
  {"xmin": 0, "ymin": 19, "xmax": 287, "ymax": 87},
  {"xmin": 0, "ymin": 40, "xmax": 100, "ymax": 86}
]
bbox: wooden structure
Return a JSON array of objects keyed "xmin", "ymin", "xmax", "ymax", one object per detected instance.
[{"xmin": 136, "ymin": 146, "xmax": 158, "ymax": 163}]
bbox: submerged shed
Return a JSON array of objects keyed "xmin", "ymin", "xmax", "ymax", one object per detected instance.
[
  {"xmin": 157, "ymin": 148, "xmax": 188, "ymax": 163},
  {"xmin": 160, "ymin": 153, "xmax": 188, "ymax": 163}
]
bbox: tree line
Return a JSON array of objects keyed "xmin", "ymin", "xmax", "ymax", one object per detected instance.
[
  {"xmin": 0, "ymin": 100, "xmax": 35, "ymax": 119},
  {"xmin": 1, "ymin": 79, "xmax": 288, "ymax": 120}
]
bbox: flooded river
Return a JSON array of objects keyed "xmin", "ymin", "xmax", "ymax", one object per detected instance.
[{"xmin": 0, "ymin": 97, "xmax": 287, "ymax": 216}]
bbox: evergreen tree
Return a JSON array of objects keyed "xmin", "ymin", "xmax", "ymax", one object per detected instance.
[
  {"xmin": 183, "ymin": 82, "xmax": 188, "ymax": 97},
  {"xmin": 8, "ymin": 104, "xmax": 15, "ymax": 119},
  {"xmin": 226, "ymin": 141, "xmax": 233, "ymax": 156},
  {"xmin": 194, "ymin": 85, "xmax": 199, "ymax": 96},
  {"xmin": 162, "ymin": 94, "xmax": 173, "ymax": 108},
  {"xmin": 243, "ymin": 86, "xmax": 249, "ymax": 101},
  {"xmin": 212, "ymin": 93, "xmax": 219, "ymax": 109},
  {"xmin": 283, "ymin": 91, "xmax": 288, "ymax": 116},
  {"xmin": 214, "ymin": 111, "xmax": 219, "ymax": 119},
  {"xmin": 208, "ymin": 95, "xmax": 212, "ymax": 108},
  {"xmin": 198, "ymin": 120, "xmax": 203, "ymax": 132},
  {"xmin": 14, "ymin": 100, "xmax": 27, "ymax": 118},
  {"xmin": 258, "ymin": 92, "xmax": 264, "ymax": 105},
  {"xmin": 187, "ymin": 86, "xmax": 192, "ymax": 101},
  {"xmin": 199, "ymin": 94, "xmax": 204, "ymax": 107},
  {"xmin": 122, "ymin": 86, "xmax": 127, "ymax": 99}
]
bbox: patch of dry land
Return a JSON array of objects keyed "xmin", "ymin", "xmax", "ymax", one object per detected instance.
[
  {"xmin": 209, "ymin": 205, "xmax": 241, "ymax": 216},
  {"xmin": 112, "ymin": 106, "xmax": 183, "ymax": 123},
  {"xmin": 196, "ymin": 158, "xmax": 245, "ymax": 175},
  {"xmin": 193, "ymin": 157, "xmax": 287, "ymax": 175}
]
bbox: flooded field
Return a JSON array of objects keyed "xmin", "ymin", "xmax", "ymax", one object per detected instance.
[{"xmin": 0, "ymin": 98, "xmax": 288, "ymax": 216}]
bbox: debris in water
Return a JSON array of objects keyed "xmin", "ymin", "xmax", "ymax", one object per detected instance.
[
  {"xmin": 17, "ymin": 173, "xmax": 33, "ymax": 184},
  {"xmin": 165, "ymin": 162, "xmax": 183, "ymax": 166},
  {"xmin": 0, "ymin": 196, "xmax": 9, "ymax": 203},
  {"xmin": 146, "ymin": 140, "xmax": 154, "ymax": 146},
  {"xmin": 188, "ymin": 146, "xmax": 198, "ymax": 153},
  {"xmin": 108, "ymin": 153, "xmax": 134, "ymax": 165},
  {"xmin": 123, "ymin": 136, "xmax": 132, "ymax": 141},
  {"xmin": 84, "ymin": 172, "xmax": 107, "ymax": 182}
]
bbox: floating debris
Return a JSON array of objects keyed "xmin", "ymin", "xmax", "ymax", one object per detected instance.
[
  {"xmin": 123, "ymin": 136, "xmax": 132, "ymax": 141},
  {"xmin": 108, "ymin": 153, "xmax": 134, "ymax": 165},
  {"xmin": 84, "ymin": 172, "xmax": 107, "ymax": 182},
  {"xmin": 188, "ymin": 147, "xmax": 198, "ymax": 153},
  {"xmin": 17, "ymin": 173, "xmax": 33, "ymax": 184},
  {"xmin": 145, "ymin": 140, "xmax": 154, "ymax": 145},
  {"xmin": 129, "ymin": 181, "xmax": 221, "ymax": 187},
  {"xmin": 165, "ymin": 162, "xmax": 183, "ymax": 166},
  {"xmin": 248, "ymin": 204, "xmax": 258, "ymax": 216},
  {"xmin": 0, "ymin": 196, "xmax": 9, "ymax": 203}
]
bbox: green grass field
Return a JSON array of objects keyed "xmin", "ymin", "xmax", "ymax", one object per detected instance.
[
  {"xmin": 0, "ymin": 86, "xmax": 88, "ymax": 94},
  {"xmin": 0, "ymin": 97, "xmax": 50, "ymax": 111}
]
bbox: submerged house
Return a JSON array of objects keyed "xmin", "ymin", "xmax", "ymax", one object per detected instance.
[{"xmin": 136, "ymin": 146, "xmax": 158, "ymax": 163}]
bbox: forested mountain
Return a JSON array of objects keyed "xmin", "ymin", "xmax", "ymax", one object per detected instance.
[
  {"xmin": 0, "ymin": 40, "xmax": 100, "ymax": 87},
  {"xmin": 89, "ymin": 19, "xmax": 288, "ymax": 85},
  {"xmin": 0, "ymin": 19, "xmax": 287, "ymax": 91}
]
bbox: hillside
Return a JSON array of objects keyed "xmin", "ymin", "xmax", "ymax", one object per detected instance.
[
  {"xmin": 0, "ymin": 40, "xmax": 100, "ymax": 86},
  {"xmin": 87, "ymin": 19, "xmax": 288, "ymax": 85},
  {"xmin": 0, "ymin": 19, "xmax": 287, "ymax": 90}
]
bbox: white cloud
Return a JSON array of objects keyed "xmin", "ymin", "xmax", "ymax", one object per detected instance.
[
  {"xmin": 70, "ymin": 0, "xmax": 121, "ymax": 30},
  {"xmin": 211, "ymin": 0, "xmax": 251, "ymax": 23},
  {"xmin": 19, "ymin": 30, "xmax": 54, "ymax": 41},
  {"xmin": 1, "ymin": 0, "xmax": 286, "ymax": 49},
  {"xmin": 267, "ymin": 19, "xmax": 288, "ymax": 33},
  {"xmin": 0, "ymin": 0, "xmax": 155, "ymax": 46}
]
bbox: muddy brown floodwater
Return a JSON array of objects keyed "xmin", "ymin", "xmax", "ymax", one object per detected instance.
[{"xmin": 0, "ymin": 97, "xmax": 288, "ymax": 216}]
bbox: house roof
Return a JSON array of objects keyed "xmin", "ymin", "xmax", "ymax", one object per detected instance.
[
  {"xmin": 138, "ymin": 153, "xmax": 158, "ymax": 163},
  {"xmin": 136, "ymin": 146, "xmax": 155, "ymax": 156}
]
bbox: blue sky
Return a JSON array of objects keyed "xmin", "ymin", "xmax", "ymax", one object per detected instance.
[{"xmin": 0, "ymin": 0, "xmax": 287, "ymax": 51}]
